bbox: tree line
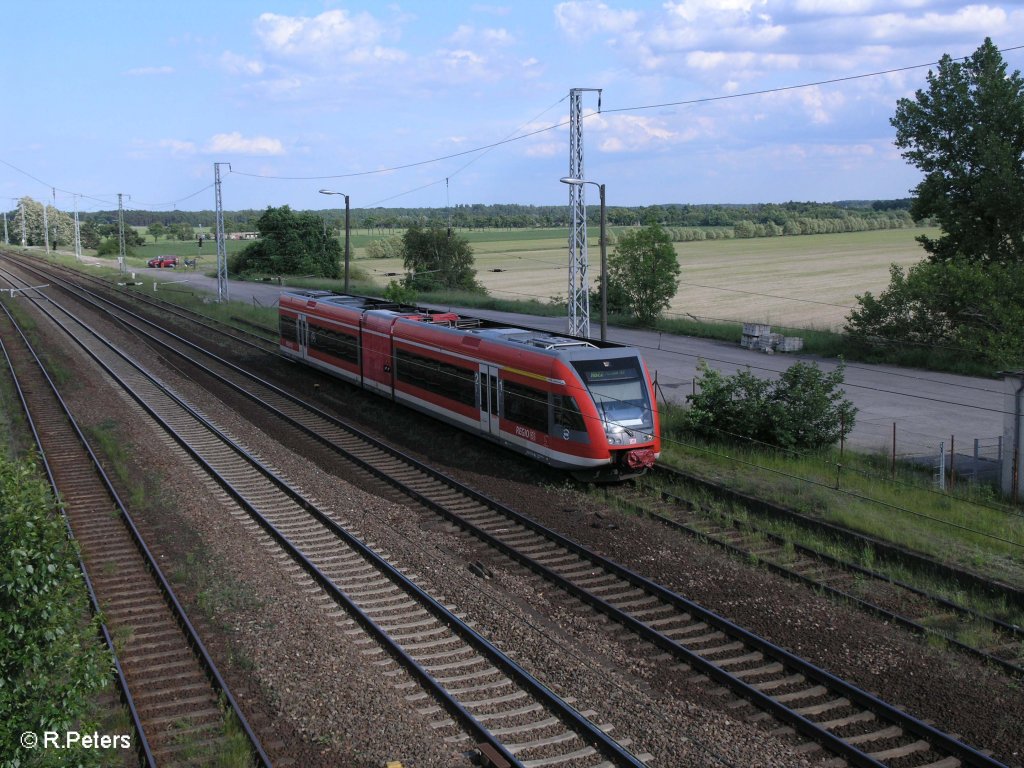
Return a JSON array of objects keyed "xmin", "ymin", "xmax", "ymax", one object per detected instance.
[{"xmin": 4, "ymin": 199, "xmax": 919, "ymax": 240}]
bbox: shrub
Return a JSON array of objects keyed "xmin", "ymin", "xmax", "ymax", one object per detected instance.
[
  {"xmin": 0, "ymin": 456, "xmax": 111, "ymax": 766},
  {"xmin": 684, "ymin": 360, "xmax": 856, "ymax": 450}
]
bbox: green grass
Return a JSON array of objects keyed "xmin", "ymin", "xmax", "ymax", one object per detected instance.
[
  {"xmin": 635, "ymin": 459, "xmax": 1024, "ymax": 647},
  {"xmin": 656, "ymin": 419, "xmax": 1024, "ymax": 590},
  {"xmin": 86, "ymin": 419, "xmax": 151, "ymax": 509},
  {"xmin": 0, "ymin": 328, "xmax": 32, "ymax": 459}
]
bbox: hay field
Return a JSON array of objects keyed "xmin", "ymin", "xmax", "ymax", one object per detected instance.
[{"xmin": 360, "ymin": 227, "xmax": 933, "ymax": 331}]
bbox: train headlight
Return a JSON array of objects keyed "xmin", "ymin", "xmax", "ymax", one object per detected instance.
[{"xmin": 606, "ymin": 425, "xmax": 627, "ymax": 445}]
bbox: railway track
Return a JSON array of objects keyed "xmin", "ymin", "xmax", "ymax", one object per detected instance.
[
  {"xmin": 0, "ymin": 256, "xmax": 1010, "ymax": 767},
  {"xmin": 626, "ymin": 464, "xmax": 1024, "ymax": 676},
  {"xmin": 0, "ymin": 299, "xmax": 270, "ymax": 766},
  {"xmin": 0, "ymin": 263, "xmax": 649, "ymax": 768}
]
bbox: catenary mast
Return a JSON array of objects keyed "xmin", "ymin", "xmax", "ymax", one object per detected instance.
[{"xmin": 566, "ymin": 88, "xmax": 601, "ymax": 338}]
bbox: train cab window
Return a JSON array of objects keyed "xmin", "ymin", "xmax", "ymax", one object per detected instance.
[
  {"xmin": 553, "ymin": 394, "xmax": 586, "ymax": 433},
  {"xmin": 571, "ymin": 357, "xmax": 654, "ymax": 430},
  {"xmin": 503, "ymin": 380, "xmax": 548, "ymax": 432}
]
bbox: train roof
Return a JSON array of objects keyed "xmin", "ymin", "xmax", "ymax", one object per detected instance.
[{"xmin": 281, "ymin": 288, "xmax": 631, "ymax": 356}]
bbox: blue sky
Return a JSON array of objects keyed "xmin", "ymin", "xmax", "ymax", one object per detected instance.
[{"xmin": 3, "ymin": 1, "xmax": 1022, "ymax": 214}]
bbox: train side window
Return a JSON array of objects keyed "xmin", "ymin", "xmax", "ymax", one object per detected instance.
[
  {"xmin": 553, "ymin": 394, "xmax": 585, "ymax": 432},
  {"xmin": 489, "ymin": 375, "xmax": 498, "ymax": 416},
  {"xmin": 279, "ymin": 315, "xmax": 297, "ymax": 343},
  {"xmin": 503, "ymin": 380, "xmax": 548, "ymax": 432},
  {"xmin": 308, "ymin": 322, "xmax": 359, "ymax": 364},
  {"xmin": 396, "ymin": 348, "xmax": 476, "ymax": 407}
]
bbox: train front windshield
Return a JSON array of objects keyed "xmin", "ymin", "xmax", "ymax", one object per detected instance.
[{"xmin": 571, "ymin": 358, "xmax": 655, "ymax": 436}]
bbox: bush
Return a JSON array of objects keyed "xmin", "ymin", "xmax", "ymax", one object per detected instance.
[
  {"xmin": 365, "ymin": 234, "xmax": 404, "ymax": 260},
  {"xmin": 684, "ymin": 360, "xmax": 856, "ymax": 450},
  {"xmin": 0, "ymin": 456, "xmax": 111, "ymax": 766}
]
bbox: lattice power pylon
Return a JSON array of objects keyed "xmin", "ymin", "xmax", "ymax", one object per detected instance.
[
  {"xmin": 214, "ymin": 162, "xmax": 230, "ymax": 302},
  {"xmin": 117, "ymin": 193, "xmax": 127, "ymax": 273},
  {"xmin": 566, "ymin": 88, "xmax": 601, "ymax": 338}
]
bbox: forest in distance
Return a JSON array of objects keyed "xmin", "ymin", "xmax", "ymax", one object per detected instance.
[{"xmin": 70, "ymin": 198, "xmax": 918, "ymax": 236}]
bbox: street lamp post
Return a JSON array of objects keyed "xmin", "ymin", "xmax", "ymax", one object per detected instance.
[
  {"xmin": 560, "ymin": 177, "xmax": 607, "ymax": 342},
  {"xmin": 318, "ymin": 189, "xmax": 350, "ymax": 293}
]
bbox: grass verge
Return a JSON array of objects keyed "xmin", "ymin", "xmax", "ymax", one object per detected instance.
[{"xmin": 656, "ymin": 412, "xmax": 1024, "ymax": 592}]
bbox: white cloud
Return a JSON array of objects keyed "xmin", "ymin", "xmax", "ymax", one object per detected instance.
[
  {"xmin": 204, "ymin": 132, "xmax": 285, "ymax": 156},
  {"xmin": 436, "ymin": 48, "xmax": 494, "ymax": 82},
  {"xmin": 220, "ymin": 51, "xmax": 264, "ymax": 76},
  {"xmin": 158, "ymin": 139, "xmax": 196, "ymax": 155},
  {"xmin": 124, "ymin": 65, "xmax": 174, "ymax": 76},
  {"xmin": 792, "ymin": 0, "xmax": 876, "ymax": 14},
  {"xmin": 554, "ymin": 1, "xmax": 640, "ymax": 42},
  {"xmin": 524, "ymin": 140, "xmax": 562, "ymax": 158},
  {"xmin": 795, "ymin": 86, "xmax": 847, "ymax": 124},
  {"xmin": 449, "ymin": 24, "xmax": 515, "ymax": 46},
  {"xmin": 657, "ymin": 1, "xmax": 787, "ymax": 49},
  {"xmin": 866, "ymin": 5, "xmax": 1010, "ymax": 40},
  {"xmin": 254, "ymin": 9, "xmax": 406, "ymax": 64},
  {"xmin": 685, "ymin": 50, "xmax": 800, "ymax": 71},
  {"xmin": 593, "ymin": 113, "xmax": 711, "ymax": 152},
  {"xmin": 248, "ymin": 77, "xmax": 305, "ymax": 99},
  {"xmin": 664, "ymin": 0, "xmax": 767, "ymax": 24}
]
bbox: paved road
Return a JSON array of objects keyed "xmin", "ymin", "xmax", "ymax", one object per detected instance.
[{"xmin": 142, "ymin": 266, "xmax": 1006, "ymax": 458}]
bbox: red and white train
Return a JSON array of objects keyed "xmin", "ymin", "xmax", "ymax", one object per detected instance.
[{"xmin": 279, "ymin": 290, "xmax": 660, "ymax": 480}]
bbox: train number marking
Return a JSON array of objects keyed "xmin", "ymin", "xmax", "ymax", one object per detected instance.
[{"xmin": 515, "ymin": 425, "xmax": 537, "ymax": 442}]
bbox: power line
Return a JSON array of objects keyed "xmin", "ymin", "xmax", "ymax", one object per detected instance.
[
  {"xmin": 601, "ymin": 43, "xmax": 1024, "ymax": 116},
  {"xmin": 5, "ymin": 43, "xmax": 1022, "ymax": 207},
  {"xmin": 228, "ymin": 44, "xmax": 1024, "ymax": 183},
  {"xmin": 675, "ymin": 280, "xmax": 854, "ymax": 309}
]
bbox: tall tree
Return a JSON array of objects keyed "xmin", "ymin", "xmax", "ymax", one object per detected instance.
[
  {"xmin": 402, "ymin": 224, "xmax": 481, "ymax": 292},
  {"xmin": 230, "ymin": 205, "xmax": 341, "ymax": 278},
  {"xmin": 14, "ymin": 197, "xmax": 74, "ymax": 248},
  {"xmin": 606, "ymin": 223, "xmax": 681, "ymax": 325},
  {"xmin": 891, "ymin": 38, "xmax": 1024, "ymax": 264},
  {"xmin": 146, "ymin": 222, "xmax": 166, "ymax": 243}
]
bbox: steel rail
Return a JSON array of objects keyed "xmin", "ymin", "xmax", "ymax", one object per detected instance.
[
  {"xmin": 7, "ymin": 275, "xmax": 646, "ymax": 768},
  {"xmin": 652, "ymin": 461, "xmax": 1024, "ymax": 612},
  {"xmin": 4, "ymin": 255, "xmax": 1009, "ymax": 767},
  {"xmin": 0, "ymin": 312, "xmax": 157, "ymax": 768},
  {"xmin": 626, "ymin": 483, "xmax": 1024, "ymax": 678},
  {"xmin": 0, "ymin": 300, "xmax": 272, "ymax": 768}
]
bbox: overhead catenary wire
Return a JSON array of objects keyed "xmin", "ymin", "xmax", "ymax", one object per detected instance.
[
  {"xmin": 6, "ymin": 43, "xmax": 1024, "ymax": 216},
  {"xmin": 226, "ymin": 44, "xmax": 1024, "ymax": 183}
]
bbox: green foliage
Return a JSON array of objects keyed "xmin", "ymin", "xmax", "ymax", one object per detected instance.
[
  {"xmin": 169, "ymin": 222, "xmax": 195, "ymax": 241},
  {"xmin": 230, "ymin": 205, "xmax": 341, "ymax": 279},
  {"xmin": 402, "ymin": 224, "xmax": 483, "ymax": 293},
  {"xmin": 364, "ymin": 233, "xmax": 404, "ymax": 260},
  {"xmin": 684, "ymin": 360, "xmax": 856, "ymax": 450},
  {"xmin": 846, "ymin": 39, "xmax": 1024, "ymax": 372},
  {"xmin": 606, "ymin": 223, "xmax": 681, "ymax": 325},
  {"xmin": 892, "ymin": 38, "xmax": 1024, "ymax": 264},
  {"xmin": 95, "ymin": 238, "xmax": 122, "ymax": 257},
  {"xmin": 846, "ymin": 258, "xmax": 1024, "ymax": 370},
  {"xmin": 146, "ymin": 222, "xmax": 166, "ymax": 242},
  {"xmin": 11, "ymin": 198, "xmax": 75, "ymax": 248},
  {"xmin": 0, "ymin": 456, "xmax": 111, "ymax": 766},
  {"xmin": 78, "ymin": 221, "xmax": 101, "ymax": 250},
  {"xmin": 383, "ymin": 280, "xmax": 417, "ymax": 305}
]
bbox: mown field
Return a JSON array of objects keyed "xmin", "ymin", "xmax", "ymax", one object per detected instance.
[
  {"xmin": 131, "ymin": 225, "xmax": 931, "ymax": 332},
  {"xmin": 354, "ymin": 226, "xmax": 933, "ymax": 331}
]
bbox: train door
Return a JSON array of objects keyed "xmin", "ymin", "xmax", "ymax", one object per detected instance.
[
  {"xmin": 297, "ymin": 315, "xmax": 310, "ymax": 359},
  {"xmin": 479, "ymin": 364, "xmax": 501, "ymax": 437}
]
